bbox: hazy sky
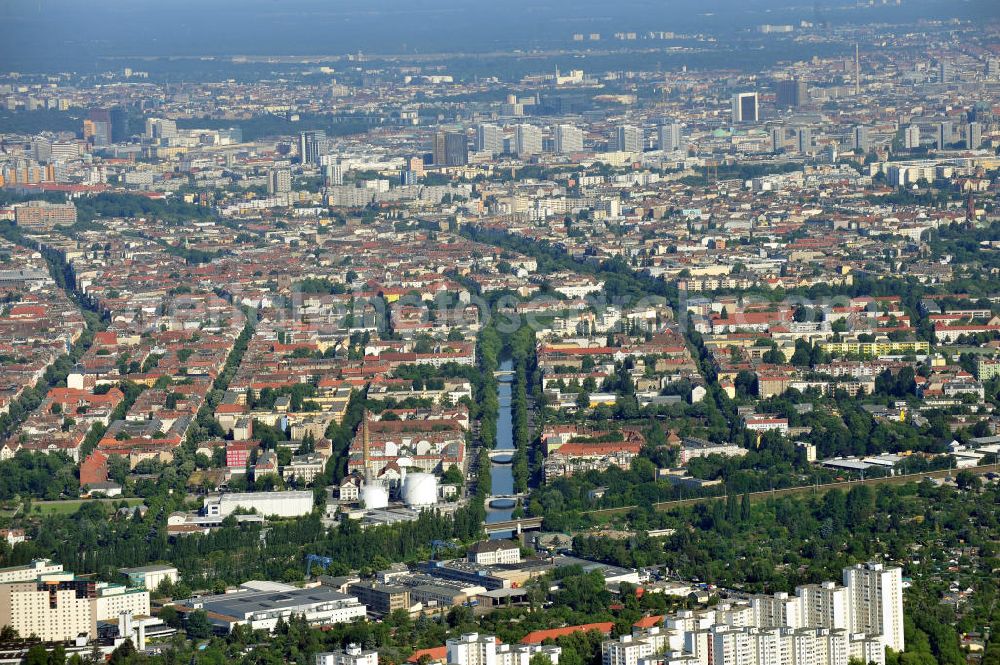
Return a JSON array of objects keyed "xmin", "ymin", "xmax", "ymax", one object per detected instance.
[{"xmin": 0, "ymin": 0, "xmax": 993, "ymax": 71}]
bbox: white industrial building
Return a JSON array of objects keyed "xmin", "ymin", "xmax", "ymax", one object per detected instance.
[
  {"xmin": 204, "ymin": 490, "xmax": 314, "ymax": 518},
  {"xmin": 120, "ymin": 564, "xmax": 179, "ymax": 591},
  {"xmin": 467, "ymin": 540, "xmax": 521, "ymax": 566},
  {"xmin": 176, "ymin": 583, "xmax": 365, "ymax": 633}
]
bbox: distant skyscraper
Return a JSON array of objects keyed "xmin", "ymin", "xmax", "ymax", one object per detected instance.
[
  {"xmin": 658, "ymin": 123, "xmax": 682, "ymax": 152},
  {"xmin": 797, "ymin": 127, "xmax": 812, "ymax": 154},
  {"xmin": 267, "ymin": 168, "xmax": 292, "ymax": 195},
  {"xmin": 299, "ymin": 130, "xmax": 326, "ymax": 165},
  {"xmin": 903, "ymin": 125, "xmax": 921, "ymax": 150},
  {"xmin": 325, "ymin": 163, "xmax": 344, "ymax": 186},
  {"xmin": 770, "ymin": 127, "xmax": 784, "ymax": 153},
  {"xmin": 145, "ymin": 118, "xmax": 177, "ymax": 141},
  {"xmin": 109, "ymin": 107, "xmax": 130, "ymax": 143},
  {"xmin": 732, "ymin": 92, "xmax": 759, "ymax": 124},
  {"xmin": 433, "ymin": 130, "xmax": 468, "ymax": 166},
  {"xmin": 554, "ymin": 124, "xmax": 584, "ymax": 154},
  {"xmin": 614, "ymin": 124, "xmax": 643, "ymax": 152},
  {"xmin": 987, "ymin": 58, "xmax": 1000, "ymax": 79},
  {"xmin": 937, "ymin": 122, "xmax": 952, "ymax": 149},
  {"xmin": 87, "ymin": 109, "xmax": 112, "ymax": 147},
  {"xmin": 515, "ymin": 124, "xmax": 542, "ymax": 158},
  {"xmin": 776, "ymin": 79, "xmax": 808, "ymax": 108},
  {"xmin": 476, "ymin": 123, "xmax": 502, "ymax": 156},
  {"xmin": 853, "ymin": 125, "xmax": 870, "ymax": 153},
  {"xmin": 968, "ymin": 121, "xmax": 982, "ymax": 149},
  {"xmin": 938, "ymin": 60, "xmax": 953, "ymax": 83}
]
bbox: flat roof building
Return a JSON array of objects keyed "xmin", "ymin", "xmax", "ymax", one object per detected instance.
[{"xmin": 175, "ymin": 584, "xmax": 365, "ymax": 633}]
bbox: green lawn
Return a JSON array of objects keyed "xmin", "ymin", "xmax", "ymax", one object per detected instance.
[{"xmin": 30, "ymin": 497, "xmax": 145, "ymax": 516}]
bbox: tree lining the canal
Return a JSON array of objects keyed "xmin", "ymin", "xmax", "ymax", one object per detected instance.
[{"xmin": 509, "ymin": 325, "xmax": 537, "ymax": 494}]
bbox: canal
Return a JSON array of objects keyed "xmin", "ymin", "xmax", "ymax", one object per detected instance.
[{"xmin": 485, "ymin": 358, "xmax": 515, "ymax": 536}]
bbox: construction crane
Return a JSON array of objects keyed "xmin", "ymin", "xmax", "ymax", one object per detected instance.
[{"xmin": 305, "ymin": 554, "xmax": 333, "ymax": 577}]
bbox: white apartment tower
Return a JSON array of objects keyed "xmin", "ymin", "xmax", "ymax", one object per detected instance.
[
  {"xmin": 853, "ymin": 126, "xmax": 870, "ymax": 153},
  {"xmin": 604, "ymin": 634, "xmax": 659, "ymax": 665},
  {"xmin": 145, "ymin": 118, "xmax": 177, "ymax": 140},
  {"xmin": 615, "ymin": 124, "xmax": 643, "ymax": 152},
  {"xmin": 555, "ymin": 124, "xmax": 584, "ymax": 154},
  {"xmin": 659, "ymin": 123, "xmax": 683, "ymax": 152},
  {"xmin": 843, "ymin": 562, "xmax": 904, "ymax": 652},
  {"xmin": 268, "ymin": 168, "xmax": 292, "ymax": 195},
  {"xmin": 710, "ymin": 626, "xmax": 755, "ymax": 665},
  {"xmin": 477, "ymin": 123, "xmax": 503, "ymax": 156},
  {"xmin": 795, "ymin": 582, "xmax": 849, "ymax": 632},
  {"xmin": 316, "ymin": 644, "xmax": 379, "ymax": 665},
  {"xmin": 797, "ymin": 128, "xmax": 812, "ymax": 155},
  {"xmin": 751, "ymin": 592, "xmax": 803, "ymax": 629},
  {"xmin": 448, "ymin": 633, "xmax": 498, "ymax": 665},
  {"xmin": 515, "ymin": 125, "xmax": 543, "ymax": 158},
  {"xmin": 937, "ymin": 122, "xmax": 952, "ymax": 149}
]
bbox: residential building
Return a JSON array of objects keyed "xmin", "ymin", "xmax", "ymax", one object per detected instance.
[
  {"xmin": 448, "ymin": 632, "xmax": 498, "ymax": 665},
  {"xmin": 977, "ymin": 357, "xmax": 1000, "ymax": 381},
  {"xmin": 268, "ymin": 168, "xmax": 292, "ymax": 195},
  {"xmin": 615, "ymin": 125, "xmax": 643, "ymax": 153},
  {"xmin": 658, "ymin": 123, "xmax": 683, "ymax": 152},
  {"xmin": 477, "ymin": 124, "xmax": 503, "ymax": 156},
  {"xmin": 751, "ymin": 592, "xmax": 803, "ymax": 629},
  {"xmin": 797, "ymin": 128, "xmax": 812, "ymax": 154},
  {"xmin": 316, "ymin": 644, "xmax": 379, "ymax": 665},
  {"xmin": 968, "ymin": 122, "xmax": 982, "ymax": 149},
  {"xmin": 796, "ymin": 582, "xmax": 849, "ymax": 632},
  {"xmin": 555, "ymin": 125, "xmax": 584, "ymax": 154},
  {"xmin": 843, "ymin": 562, "xmax": 904, "ymax": 652},
  {"xmin": 515, "ymin": 125, "xmax": 543, "ymax": 158},
  {"xmin": 14, "ymin": 200, "xmax": 77, "ymax": 230},
  {"xmin": 853, "ymin": 126, "xmax": 870, "ymax": 153},
  {"xmin": 937, "ymin": 122, "xmax": 952, "ymax": 149},
  {"xmin": 0, "ymin": 578, "xmax": 97, "ymax": 642}
]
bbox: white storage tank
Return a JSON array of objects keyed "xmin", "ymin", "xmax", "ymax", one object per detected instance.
[
  {"xmin": 360, "ymin": 482, "xmax": 389, "ymax": 509},
  {"xmin": 402, "ymin": 473, "xmax": 438, "ymax": 507}
]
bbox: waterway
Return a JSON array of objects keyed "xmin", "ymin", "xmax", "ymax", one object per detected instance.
[{"xmin": 485, "ymin": 358, "xmax": 515, "ymax": 536}]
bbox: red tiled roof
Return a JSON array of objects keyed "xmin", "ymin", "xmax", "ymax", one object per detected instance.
[
  {"xmin": 407, "ymin": 647, "xmax": 447, "ymax": 663},
  {"xmin": 555, "ymin": 442, "xmax": 642, "ymax": 457},
  {"xmin": 520, "ymin": 622, "xmax": 614, "ymax": 644},
  {"xmin": 633, "ymin": 615, "xmax": 663, "ymax": 629}
]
